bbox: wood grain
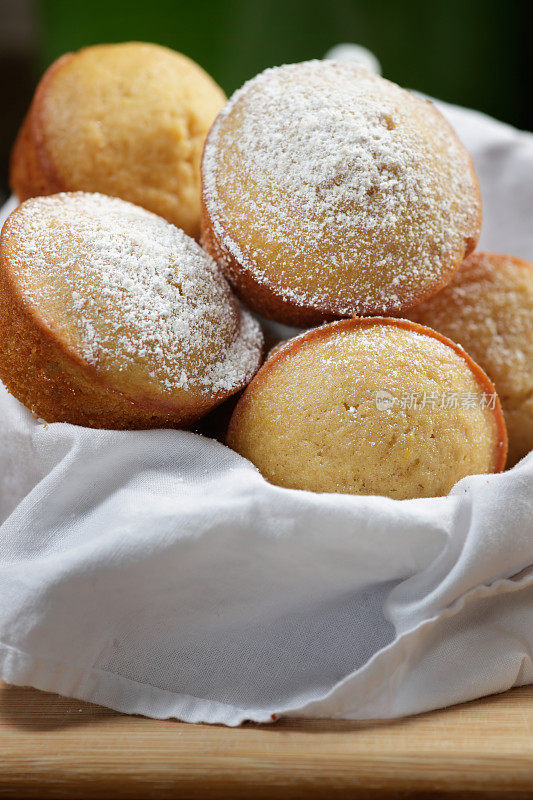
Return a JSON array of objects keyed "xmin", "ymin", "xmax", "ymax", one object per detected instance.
[{"xmin": 1, "ymin": 681, "xmax": 532, "ymax": 799}]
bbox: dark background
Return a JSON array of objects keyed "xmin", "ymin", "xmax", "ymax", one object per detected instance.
[{"xmin": 1, "ymin": 0, "xmax": 530, "ymax": 204}]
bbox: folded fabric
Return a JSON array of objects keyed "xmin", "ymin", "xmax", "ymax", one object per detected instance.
[{"xmin": 0, "ymin": 98, "xmax": 532, "ymax": 726}]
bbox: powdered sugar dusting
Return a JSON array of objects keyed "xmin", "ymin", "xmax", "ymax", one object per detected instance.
[
  {"xmin": 264, "ymin": 321, "xmax": 499, "ymax": 456},
  {"xmin": 7, "ymin": 193, "xmax": 262, "ymax": 397},
  {"xmin": 230, "ymin": 319, "xmax": 501, "ymax": 497},
  {"xmin": 273, "ymin": 322, "xmax": 479, "ymax": 391},
  {"xmin": 203, "ymin": 61, "xmax": 480, "ymax": 317},
  {"xmin": 407, "ymin": 252, "xmax": 533, "ymax": 399}
]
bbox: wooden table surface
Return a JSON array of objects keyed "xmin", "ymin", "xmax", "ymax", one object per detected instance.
[{"xmin": 1, "ymin": 681, "xmax": 532, "ymax": 799}]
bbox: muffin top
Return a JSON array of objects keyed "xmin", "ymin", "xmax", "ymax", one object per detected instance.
[
  {"xmin": 18, "ymin": 42, "xmax": 226, "ymax": 237},
  {"xmin": 405, "ymin": 251, "xmax": 533, "ymax": 466},
  {"xmin": 406, "ymin": 252, "xmax": 533, "ymax": 401},
  {"xmin": 1, "ymin": 193, "xmax": 262, "ymax": 405},
  {"xmin": 202, "ymin": 61, "xmax": 481, "ymax": 322},
  {"xmin": 227, "ymin": 318, "xmax": 506, "ymax": 499}
]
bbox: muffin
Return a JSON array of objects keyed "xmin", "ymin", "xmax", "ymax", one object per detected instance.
[
  {"xmin": 0, "ymin": 192, "xmax": 263, "ymax": 429},
  {"xmin": 201, "ymin": 60, "xmax": 481, "ymax": 325},
  {"xmin": 405, "ymin": 252, "xmax": 533, "ymax": 466},
  {"xmin": 10, "ymin": 42, "xmax": 226, "ymax": 238},
  {"xmin": 227, "ymin": 318, "xmax": 507, "ymax": 499}
]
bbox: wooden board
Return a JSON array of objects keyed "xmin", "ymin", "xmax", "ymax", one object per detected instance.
[{"xmin": 0, "ymin": 681, "xmax": 532, "ymax": 799}]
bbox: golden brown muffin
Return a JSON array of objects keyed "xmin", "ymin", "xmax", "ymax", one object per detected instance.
[
  {"xmin": 201, "ymin": 61, "xmax": 481, "ymax": 326},
  {"xmin": 10, "ymin": 42, "xmax": 226, "ymax": 238},
  {"xmin": 405, "ymin": 252, "xmax": 533, "ymax": 466},
  {"xmin": 0, "ymin": 193, "xmax": 263, "ymax": 429},
  {"xmin": 227, "ymin": 318, "xmax": 507, "ymax": 499}
]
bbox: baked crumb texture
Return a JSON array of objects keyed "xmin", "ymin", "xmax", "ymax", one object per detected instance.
[
  {"xmin": 201, "ymin": 60, "xmax": 481, "ymax": 325},
  {"xmin": 0, "ymin": 192, "xmax": 263, "ymax": 429},
  {"xmin": 227, "ymin": 318, "xmax": 507, "ymax": 499},
  {"xmin": 10, "ymin": 42, "xmax": 226, "ymax": 239},
  {"xmin": 405, "ymin": 252, "xmax": 533, "ymax": 466}
]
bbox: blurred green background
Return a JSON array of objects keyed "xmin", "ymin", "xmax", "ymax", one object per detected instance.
[{"xmin": 1, "ymin": 0, "xmax": 530, "ymax": 202}]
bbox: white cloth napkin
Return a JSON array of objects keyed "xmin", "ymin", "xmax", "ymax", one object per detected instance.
[{"xmin": 0, "ymin": 99, "xmax": 532, "ymax": 726}]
